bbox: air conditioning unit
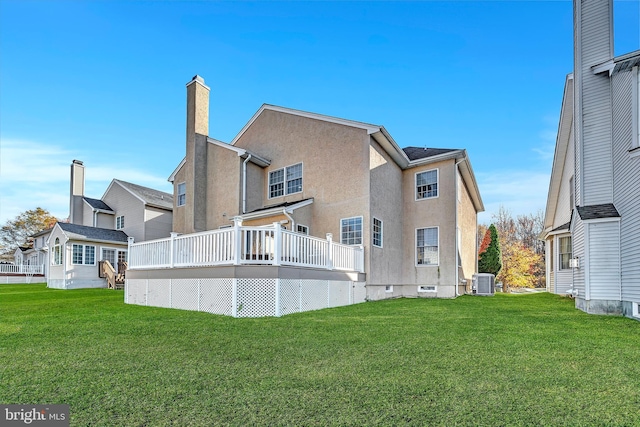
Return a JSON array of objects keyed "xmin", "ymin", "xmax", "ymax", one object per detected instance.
[{"xmin": 472, "ymin": 273, "xmax": 495, "ymax": 296}]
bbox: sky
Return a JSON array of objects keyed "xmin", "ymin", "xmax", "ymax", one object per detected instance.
[{"xmin": 1, "ymin": 0, "xmax": 639, "ymax": 227}]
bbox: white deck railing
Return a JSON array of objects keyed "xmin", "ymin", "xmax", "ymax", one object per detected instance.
[
  {"xmin": 0, "ymin": 264, "xmax": 44, "ymax": 275},
  {"xmin": 128, "ymin": 222, "xmax": 364, "ymax": 273}
]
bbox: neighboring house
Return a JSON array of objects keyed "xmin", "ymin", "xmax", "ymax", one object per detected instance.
[
  {"xmin": 126, "ymin": 75, "xmax": 484, "ymax": 316},
  {"xmin": 38, "ymin": 161, "xmax": 174, "ymax": 289},
  {"xmin": 542, "ymin": 0, "xmax": 640, "ymax": 319}
]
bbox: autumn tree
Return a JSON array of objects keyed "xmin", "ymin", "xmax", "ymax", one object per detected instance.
[
  {"xmin": 478, "ymin": 224, "xmax": 502, "ymax": 276},
  {"xmin": 0, "ymin": 208, "xmax": 59, "ymax": 261}
]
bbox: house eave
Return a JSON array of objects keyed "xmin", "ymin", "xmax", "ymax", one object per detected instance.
[{"xmin": 239, "ymin": 199, "xmax": 314, "ymax": 222}]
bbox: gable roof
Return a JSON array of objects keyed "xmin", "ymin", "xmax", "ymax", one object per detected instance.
[
  {"xmin": 403, "ymin": 147, "xmax": 460, "ymax": 161},
  {"xmin": 56, "ymin": 222, "xmax": 129, "ymax": 244},
  {"xmin": 83, "ymin": 197, "xmax": 114, "ymax": 212},
  {"xmin": 104, "ymin": 179, "xmax": 173, "ymax": 210},
  {"xmin": 543, "ymin": 74, "xmax": 574, "ymax": 232},
  {"xmin": 576, "ymin": 203, "xmax": 620, "ymax": 221}
]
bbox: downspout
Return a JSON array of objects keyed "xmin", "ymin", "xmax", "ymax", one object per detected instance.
[
  {"xmin": 454, "ymin": 159, "xmax": 465, "ymax": 297},
  {"xmin": 283, "ymin": 209, "xmax": 295, "ymax": 232},
  {"xmin": 242, "ymin": 154, "xmax": 252, "ymax": 214}
]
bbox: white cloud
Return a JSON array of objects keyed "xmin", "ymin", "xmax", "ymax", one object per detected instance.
[
  {"xmin": 0, "ymin": 138, "xmax": 172, "ymax": 224},
  {"xmin": 476, "ymin": 169, "xmax": 550, "ymax": 225}
]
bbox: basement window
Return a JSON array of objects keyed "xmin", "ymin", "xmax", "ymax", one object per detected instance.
[
  {"xmin": 385, "ymin": 285, "xmax": 393, "ymax": 293},
  {"xmin": 418, "ymin": 285, "xmax": 437, "ymax": 293}
]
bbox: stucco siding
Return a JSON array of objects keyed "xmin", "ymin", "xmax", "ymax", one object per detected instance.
[
  {"xmin": 172, "ymin": 166, "xmax": 189, "ymax": 234},
  {"xmin": 234, "ymin": 109, "xmax": 371, "ymax": 265},
  {"xmin": 401, "ymin": 159, "xmax": 457, "ymax": 296},
  {"xmin": 368, "ymin": 138, "xmax": 403, "ymax": 287},
  {"xmin": 205, "ymin": 143, "xmax": 242, "ymax": 229},
  {"xmin": 587, "ymin": 221, "xmax": 621, "ymax": 300},
  {"xmin": 458, "ymin": 169, "xmax": 478, "ymax": 288},
  {"xmin": 612, "ymin": 68, "xmax": 640, "ymax": 303}
]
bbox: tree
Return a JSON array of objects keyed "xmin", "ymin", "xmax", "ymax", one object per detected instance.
[
  {"xmin": 498, "ymin": 242, "xmax": 542, "ymax": 290},
  {"xmin": 478, "ymin": 224, "xmax": 502, "ymax": 276},
  {"xmin": 0, "ymin": 208, "xmax": 59, "ymax": 261}
]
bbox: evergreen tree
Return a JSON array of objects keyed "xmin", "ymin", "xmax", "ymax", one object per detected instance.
[{"xmin": 478, "ymin": 224, "xmax": 502, "ymax": 276}]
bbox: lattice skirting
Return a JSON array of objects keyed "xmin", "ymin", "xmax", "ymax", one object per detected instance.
[
  {"xmin": 125, "ymin": 278, "xmax": 366, "ymax": 317},
  {"xmin": 0, "ymin": 276, "xmax": 46, "ymax": 284}
]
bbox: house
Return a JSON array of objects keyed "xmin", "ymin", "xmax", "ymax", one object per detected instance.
[
  {"xmin": 542, "ymin": 0, "xmax": 640, "ymax": 318},
  {"xmin": 43, "ymin": 161, "xmax": 174, "ymax": 289},
  {"xmin": 125, "ymin": 75, "xmax": 484, "ymax": 316}
]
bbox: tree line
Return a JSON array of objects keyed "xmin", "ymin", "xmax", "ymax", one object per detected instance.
[{"xmin": 478, "ymin": 206, "xmax": 545, "ymax": 292}]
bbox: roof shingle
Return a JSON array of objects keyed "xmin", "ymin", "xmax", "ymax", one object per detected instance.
[
  {"xmin": 58, "ymin": 222, "xmax": 129, "ymax": 243},
  {"xmin": 402, "ymin": 147, "xmax": 459, "ymax": 161},
  {"xmin": 576, "ymin": 204, "xmax": 620, "ymax": 221}
]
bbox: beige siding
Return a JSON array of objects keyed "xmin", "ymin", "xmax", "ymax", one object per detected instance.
[
  {"xmin": 172, "ymin": 165, "xmax": 188, "ymax": 233},
  {"xmin": 235, "ymin": 109, "xmax": 370, "ymax": 259},
  {"xmin": 458, "ymin": 169, "xmax": 478, "ymax": 289},
  {"xmin": 81, "ymin": 201, "xmax": 94, "ymax": 227},
  {"xmin": 205, "ymin": 144, "xmax": 242, "ymax": 229},
  {"xmin": 102, "ymin": 183, "xmax": 145, "ymax": 242},
  {"xmin": 401, "ymin": 159, "xmax": 457, "ymax": 297},
  {"xmin": 144, "ymin": 206, "xmax": 173, "ymax": 240},
  {"xmin": 368, "ymin": 139, "xmax": 404, "ymax": 289},
  {"xmin": 96, "ymin": 212, "xmax": 114, "ymax": 229}
]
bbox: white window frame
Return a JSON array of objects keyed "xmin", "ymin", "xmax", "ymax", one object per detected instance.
[
  {"xmin": 116, "ymin": 215, "xmax": 125, "ymax": 230},
  {"xmin": 72, "ymin": 244, "xmax": 96, "ymax": 266},
  {"xmin": 268, "ymin": 163, "xmax": 303, "ymax": 199},
  {"xmin": 340, "ymin": 216, "xmax": 363, "ymax": 246},
  {"xmin": 52, "ymin": 237, "xmax": 62, "ymax": 265},
  {"xmin": 177, "ymin": 182, "xmax": 186, "ymax": 207},
  {"xmin": 385, "ymin": 285, "xmax": 393, "ymax": 293},
  {"xmin": 415, "ymin": 168, "xmax": 439, "ymax": 201},
  {"xmin": 633, "ymin": 302, "xmax": 640, "ymax": 318},
  {"xmin": 372, "ymin": 217, "xmax": 383, "ymax": 248},
  {"xmin": 296, "ymin": 224, "xmax": 309, "ymax": 235},
  {"xmin": 418, "ymin": 285, "xmax": 437, "ymax": 293},
  {"xmin": 416, "ymin": 226, "xmax": 439, "ymax": 266},
  {"xmin": 559, "ymin": 236, "xmax": 572, "ymax": 270}
]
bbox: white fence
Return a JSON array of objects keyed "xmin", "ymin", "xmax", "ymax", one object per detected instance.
[
  {"xmin": 126, "ymin": 277, "xmax": 367, "ymax": 317},
  {"xmin": 128, "ymin": 223, "xmax": 364, "ymax": 273},
  {"xmin": 0, "ymin": 264, "xmax": 44, "ymax": 275}
]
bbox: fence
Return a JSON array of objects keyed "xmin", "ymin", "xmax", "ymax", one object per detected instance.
[
  {"xmin": 0, "ymin": 264, "xmax": 44, "ymax": 275},
  {"xmin": 128, "ymin": 223, "xmax": 364, "ymax": 273}
]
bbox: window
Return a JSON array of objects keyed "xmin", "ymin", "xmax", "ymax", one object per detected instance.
[
  {"xmin": 341, "ymin": 216, "xmax": 362, "ymax": 245},
  {"xmin": 72, "ymin": 244, "xmax": 96, "ymax": 265},
  {"xmin": 116, "ymin": 216, "xmax": 125, "ymax": 230},
  {"xmin": 177, "ymin": 182, "xmax": 186, "ymax": 206},
  {"xmin": 385, "ymin": 285, "xmax": 393, "ymax": 293},
  {"xmin": 559, "ymin": 236, "xmax": 572, "ymax": 270},
  {"xmin": 296, "ymin": 224, "xmax": 309, "ymax": 235},
  {"xmin": 269, "ymin": 163, "xmax": 303, "ymax": 198},
  {"xmin": 418, "ymin": 285, "xmax": 437, "ymax": 293},
  {"xmin": 416, "ymin": 169, "xmax": 438, "ymax": 200},
  {"xmin": 417, "ymin": 227, "xmax": 439, "ymax": 265},
  {"xmin": 53, "ymin": 238, "xmax": 62, "ymax": 265},
  {"xmin": 372, "ymin": 218, "xmax": 383, "ymax": 248},
  {"xmin": 102, "ymin": 249, "xmax": 116, "ymax": 267}
]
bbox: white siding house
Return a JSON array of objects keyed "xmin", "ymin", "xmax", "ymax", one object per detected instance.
[{"xmin": 542, "ymin": 0, "xmax": 640, "ymax": 319}]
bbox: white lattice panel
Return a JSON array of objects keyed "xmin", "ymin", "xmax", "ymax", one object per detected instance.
[
  {"xmin": 353, "ymin": 282, "xmax": 367, "ymax": 303},
  {"xmin": 125, "ymin": 279, "xmax": 146, "ymax": 305},
  {"xmin": 199, "ymin": 278, "xmax": 233, "ymax": 316},
  {"xmin": 147, "ymin": 279, "xmax": 171, "ymax": 308},
  {"xmin": 300, "ymin": 280, "xmax": 328, "ymax": 312},
  {"xmin": 171, "ymin": 279, "xmax": 199, "ymax": 311},
  {"xmin": 329, "ymin": 281, "xmax": 350, "ymax": 308},
  {"xmin": 279, "ymin": 279, "xmax": 301, "ymax": 316},
  {"xmin": 237, "ymin": 278, "xmax": 276, "ymax": 317}
]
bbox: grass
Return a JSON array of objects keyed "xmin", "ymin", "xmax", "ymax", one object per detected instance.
[{"xmin": 1, "ymin": 285, "xmax": 640, "ymax": 426}]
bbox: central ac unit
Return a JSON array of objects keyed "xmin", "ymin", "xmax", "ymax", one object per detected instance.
[{"xmin": 472, "ymin": 273, "xmax": 495, "ymax": 296}]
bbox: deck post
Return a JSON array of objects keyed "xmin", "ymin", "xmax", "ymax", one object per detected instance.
[
  {"xmin": 233, "ymin": 217, "xmax": 243, "ymax": 265},
  {"xmin": 127, "ymin": 237, "xmax": 135, "ymax": 265},
  {"xmin": 273, "ymin": 222, "xmax": 281, "ymax": 266},
  {"xmin": 326, "ymin": 233, "xmax": 334, "ymax": 270},
  {"xmin": 169, "ymin": 232, "xmax": 178, "ymax": 268}
]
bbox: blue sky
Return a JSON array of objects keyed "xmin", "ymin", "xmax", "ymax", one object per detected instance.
[{"xmin": 1, "ymin": 0, "xmax": 639, "ymax": 226}]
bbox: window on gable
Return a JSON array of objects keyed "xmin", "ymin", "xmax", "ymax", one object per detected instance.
[
  {"xmin": 116, "ymin": 216, "xmax": 125, "ymax": 230},
  {"xmin": 416, "ymin": 169, "xmax": 438, "ymax": 200},
  {"xmin": 417, "ymin": 227, "xmax": 439, "ymax": 266},
  {"xmin": 559, "ymin": 236, "xmax": 572, "ymax": 270},
  {"xmin": 341, "ymin": 216, "xmax": 362, "ymax": 245},
  {"xmin": 269, "ymin": 163, "xmax": 303, "ymax": 198},
  {"xmin": 372, "ymin": 217, "xmax": 383, "ymax": 248},
  {"xmin": 177, "ymin": 182, "xmax": 186, "ymax": 207}
]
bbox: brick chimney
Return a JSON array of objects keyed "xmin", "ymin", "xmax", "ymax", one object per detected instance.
[
  {"xmin": 185, "ymin": 75, "xmax": 210, "ymax": 232},
  {"xmin": 69, "ymin": 160, "xmax": 85, "ymax": 224}
]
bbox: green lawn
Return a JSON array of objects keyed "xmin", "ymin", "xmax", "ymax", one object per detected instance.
[{"xmin": 1, "ymin": 284, "xmax": 639, "ymax": 426}]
